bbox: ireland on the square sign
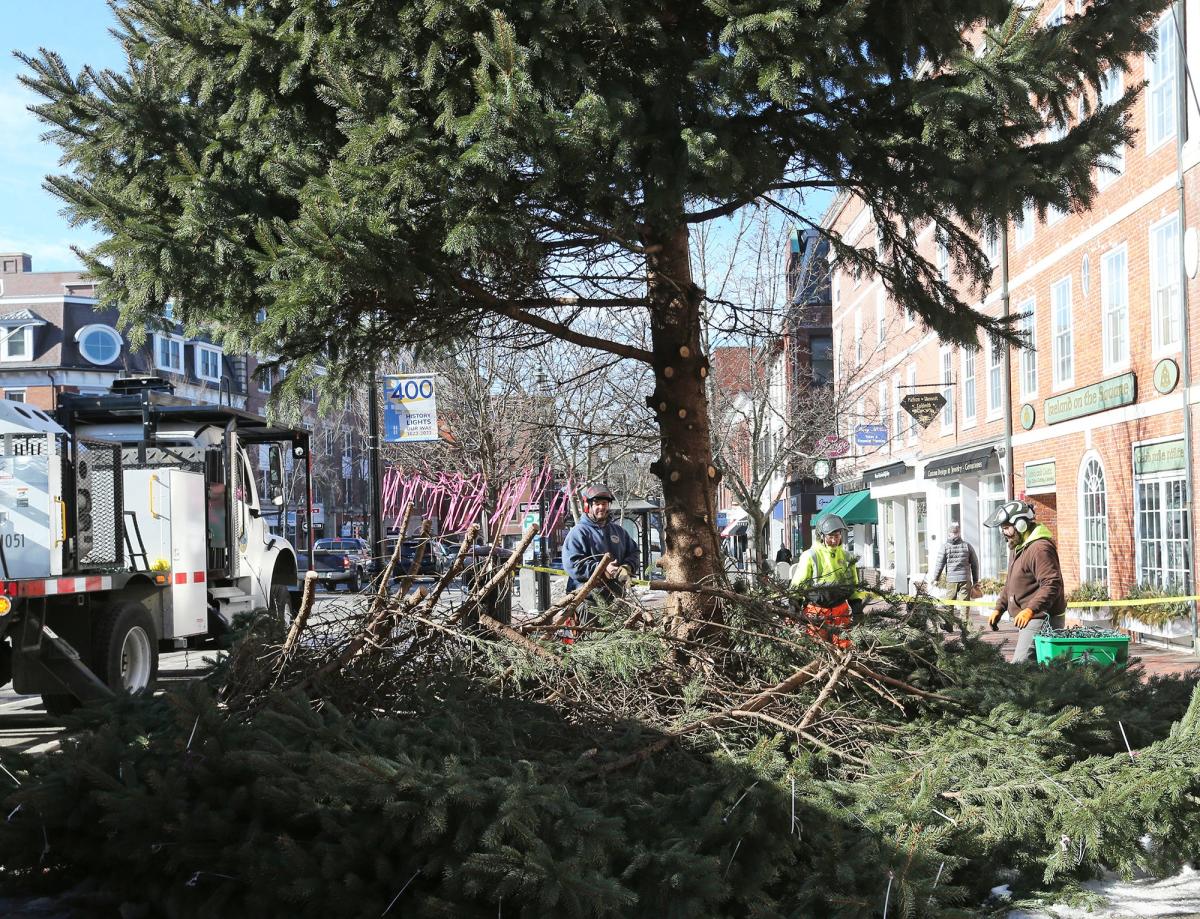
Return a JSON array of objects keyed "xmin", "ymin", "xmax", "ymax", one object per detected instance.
[
  {"xmin": 901, "ymin": 392, "xmax": 946, "ymax": 429},
  {"xmin": 383, "ymin": 374, "xmax": 440, "ymax": 443}
]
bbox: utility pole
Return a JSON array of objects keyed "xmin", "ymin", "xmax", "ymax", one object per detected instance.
[
  {"xmin": 535, "ymin": 372, "xmax": 551, "ymax": 612},
  {"xmin": 367, "ymin": 368, "xmax": 384, "ymax": 568}
]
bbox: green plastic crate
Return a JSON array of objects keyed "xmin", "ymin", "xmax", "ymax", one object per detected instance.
[{"xmin": 1034, "ymin": 633, "xmax": 1129, "ymax": 666}]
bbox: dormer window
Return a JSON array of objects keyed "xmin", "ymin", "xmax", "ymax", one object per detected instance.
[
  {"xmin": 0, "ymin": 310, "xmax": 46, "ymax": 363},
  {"xmin": 194, "ymin": 343, "xmax": 222, "ymax": 382},
  {"xmin": 76, "ymin": 324, "xmax": 123, "ymax": 365},
  {"xmin": 154, "ymin": 332, "xmax": 185, "ymax": 374}
]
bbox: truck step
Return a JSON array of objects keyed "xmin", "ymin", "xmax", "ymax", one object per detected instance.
[{"xmin": 208, "ymin": 586, "xmax": 250, "ymax": 600}]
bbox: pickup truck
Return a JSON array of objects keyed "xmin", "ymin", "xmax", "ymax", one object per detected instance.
[{"xmin": 296, "ymin": 537, "xmax": 372, "ymax": 591}]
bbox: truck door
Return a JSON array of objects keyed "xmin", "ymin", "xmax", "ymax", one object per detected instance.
[{"xmin": 230, "ymin": 438, "xmax": 268, "ymax": 603}]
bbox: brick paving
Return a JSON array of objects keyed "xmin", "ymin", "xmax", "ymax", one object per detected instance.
[{"xmin": 962, "ymin": 609, "xmax": 1200, "ymax": 680}]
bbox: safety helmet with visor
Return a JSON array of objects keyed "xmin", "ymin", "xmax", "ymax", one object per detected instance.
[
  {"xmin": 983, "ymin": 499, "xmax": 1036, "ymax": 534},
  {"xmin": 816, "ymin": 514, "xmax": 848, "ymax": 538}
]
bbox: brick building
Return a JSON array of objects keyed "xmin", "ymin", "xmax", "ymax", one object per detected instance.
[
  {"xmin": 824, "ymin": 3, "xmax": 1200, "ymax": 646},
  {"xmin": 0, "ymin": 255, "xmax": 370, "ymax": 540}
]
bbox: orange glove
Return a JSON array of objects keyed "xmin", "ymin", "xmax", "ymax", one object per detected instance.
[
  {"xmin": 988, "ymin": 609, "xmax": 1003, "ymax": 630},
  {"xmin": 1014, "ymin": 607, "xmax": 1035, "ymax": 628}
]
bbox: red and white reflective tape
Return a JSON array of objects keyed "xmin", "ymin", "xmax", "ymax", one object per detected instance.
[
  {"xmin": 2, "ymin": 575, "xmax": 113, "ymax": 598},
  {"xmin": 172, "ymin": 571, "xmax": 206, "ymax": 585}
]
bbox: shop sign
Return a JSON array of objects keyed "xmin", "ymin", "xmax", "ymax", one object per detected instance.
[
  {"xmin": 1024, "ymin": 460, "xmax": 1056, "ymax": 491},
  {"xmin": 1043, "ymin": 372, "xmax": 1135, "ymax": 425},
  {"xmin": 818, "ymin": 434, "xmax": 851, "ymax": 457},
  {"xmin": 1019, "ymin": 403, "xmax": 1036, "ymax": 430},
  {"xmin": 816, "ymin": 495, "xmax": 836, "ymax": 510},
  {"xmin": 854, "ymin": 424, "xmax": 889, "ymax": 446},
  {"xmin": 1133, "ymin": 438, "xmax": 1186, "ymax": 476},
  {"xmin": 863, "ymin": 461, "xmax": 911, "ymax": 484},
  {"xmin": 901, "ymin": 392, "xmax": 946, "ymax": 428},
  {"xmin": 834, "ymin": 478, "xmax": 866, "ymax": 495},
  {"xmin": 1154, "ymin": 358, "xmax": 1180, "ymax": 395},
  {"xmin": 924, "ymin": 446, "xmax": 995, "ymax": 480}
]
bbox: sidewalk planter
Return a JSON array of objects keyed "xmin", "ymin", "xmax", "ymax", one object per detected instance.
[
  {"xmin": 1034, "ymin": 633, "xmax": 1129, "ymax": 666},
  {"xmin": 1119, "ymin": 583, "xmax": 1192, "ymax": 642},
  {"xmin": 1122, "ymin": 615, "xmax": 1193, "ymax": 641},
  {"xmin": 1066, "ymin": 581, "xmax": 1113, "ymax": 628}
]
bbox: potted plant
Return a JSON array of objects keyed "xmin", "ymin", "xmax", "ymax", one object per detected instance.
[
  {"xmin": 1067, "ymin": 581, "xmax": 1111, "ymax": 627},
  {"xmin": 1121, "ymin": 581, "xmax": 1193, "ymax": 640},
  {"xmin": 975, "ymin": 573, "xmax": 1006, "ymax": 602}
]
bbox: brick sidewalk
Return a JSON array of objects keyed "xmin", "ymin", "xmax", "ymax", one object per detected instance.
[{"xmin": 961, "ymin": 610, "xmax": 1200, "ymax": 679}]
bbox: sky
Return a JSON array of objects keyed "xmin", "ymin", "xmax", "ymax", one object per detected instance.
[{"xmin": 1, "ymin": 2, "xmax": 125, "ymax": 272}]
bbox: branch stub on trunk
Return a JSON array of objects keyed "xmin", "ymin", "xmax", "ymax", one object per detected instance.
[
  {"xmin": 663, "ymin": 367, "xmax": 675, "ymax": 378},
  {"xmin": 693, "ymin": 546, "xmax": 704, "ymax": 557},
  {"xmin": 679, "ymin": 346, "xmax": 691, "ymax": 358},
  {"xmin": 677, "ymin": 409, "xmax": 687, "ymax": 419}
]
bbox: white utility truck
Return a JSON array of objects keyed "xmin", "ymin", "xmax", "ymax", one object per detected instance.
[{"xmin": 0, "ymin": 381, "xmax": 312, "ymax": 712}]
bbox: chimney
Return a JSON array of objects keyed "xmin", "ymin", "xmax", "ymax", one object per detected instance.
[{"xmin": 0, "ymin": 254, "xmax": 32, "ymax": 275}]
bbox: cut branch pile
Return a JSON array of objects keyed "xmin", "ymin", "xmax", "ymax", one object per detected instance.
[{"xmin": 0, "ymin": 525, "xmax": 1198, "ymax": 918}]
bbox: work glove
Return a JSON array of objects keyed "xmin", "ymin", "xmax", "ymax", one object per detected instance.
[
  {"xmin": 1014, "ymin": 607, "xmax": 1035, "ymax": 629},
  {"xmin": 988, "ymin": 609, "xmax": 1003, "ymax": 631}
]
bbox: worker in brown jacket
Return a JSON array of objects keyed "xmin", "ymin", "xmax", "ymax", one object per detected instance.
[{"xmin": 984, "ymin": 500, "xmax": 1066, "ymax": 662}]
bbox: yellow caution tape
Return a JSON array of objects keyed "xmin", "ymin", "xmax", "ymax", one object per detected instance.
[{"xmin": 515, "ymin": 565, "xmax": 1200, "ymax": 610}]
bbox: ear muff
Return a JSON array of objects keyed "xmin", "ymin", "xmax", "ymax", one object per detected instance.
[{"xmin": 1014, "ymin": 516, "xmax": 1029, "ymax": 533}]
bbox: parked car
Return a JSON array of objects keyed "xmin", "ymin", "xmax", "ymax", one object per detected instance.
[
  {"xmin": 382, "ymin": 537, "xmax": 451, "ymax": 578},
  {"xmin": 296, "ymin": 537, "xmax": 372, "ymax": 591}
]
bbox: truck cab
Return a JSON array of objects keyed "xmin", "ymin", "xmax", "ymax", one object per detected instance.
[{"xmin": 0, "ymin": 385, "xmax": 313, "ymax": 712}]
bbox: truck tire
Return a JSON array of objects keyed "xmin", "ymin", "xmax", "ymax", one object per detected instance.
[
  {"xmin": 93, "ymin": 602, "xmax": 158, "ymax": 695},
  {"xmin": 269, "ymin": 584, "xmax": 294, "ymax": 628},
  {"xmin": 348, "ymin": 569, "xmax": 362, "ymax": 593}
]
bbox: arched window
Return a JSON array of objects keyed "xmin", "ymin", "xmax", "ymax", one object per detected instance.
[{"xmin": 1081, "ymin": 459, "xmax": 1109, "ymax": 585}]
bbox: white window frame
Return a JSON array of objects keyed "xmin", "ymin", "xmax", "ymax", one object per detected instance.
[
  {"xmin": 324, "ymin": 430, "xmax": 334, "ymax": 456},
  {"xmin": 987, "ymin": 334, "xmax": 1004, "ymax": 419},
  {"xmin": 1150, "ymin": 213, "xmax": 1182, "ymax": 356},
  {"xmin": 1051, "ymin": 276, "xmax": 1073, "ymax": 389},
  {"xmin": 876, "ymin": 293, "xmax": 886, "ymax": 343},
  {"xmin": 1100, "ymin": 244, "xmax": 1129, "ymax": 372},
  {"xmin": 1097, "ymin": 68, "xmax": 1125, "ymax": 188},
  {"xmin": 1079, "ymin": 454, "xmax": 1110, "ymax": 588},
  {"xmin": 1047, "ymin": 2, "xmax": 1064, "ymax": 26},
  {"xmin": 1133, "ymin": 437, "xmax": 1191, "ymax": 591},
  {"xmin": 979, "ymin": 475, "xmax": 1009, "ymax": 579},
  {"xmin": 1044, "ymin": 114, "xmax": 1068, "ymax": 224},
  {"xmin": 0, "ymin": 328, "xmax": 32, "ymax": 362},
  {"xmin": 984, "ymin": 226, "xmax": 1000, "ymax": 267},
  {"xmin": 940, "ymin": 346, "xmax": 955, "ymax": 432},
  {"xmin": 1014, "ymin": 203, "xmax": 1035, "ymax": 248},
  {"xmin": 153, "ymin": 332, "xmax": 185, "ymax": 374},
  {"xmin": 936, "ymin": 236, "xmax": 950, "ymax": 283},
  {"xmin": 3, "ymin": 389, "xmax": 25, "ymax": 403},
  {"xmin": 194, "ymin": 343, "xmax": 223, "ymax": 383},
  {"xmin": 1146, "ymin": 12, "xmax": 1178, "ymax": 153},
  {"xmin": 1018, "ymin": 298, "xmax": 1038, "ymax": 399},
  {"xmin": 961, "ymin": 344, "xmax": 977, "ymax": 427},
  {"xmin": 75, "ymin": 324, "xmax": 123, "ymax": 366},
  {"xmin": 257, "ymin": 363, "xmax": 274, "ymax": 393}
]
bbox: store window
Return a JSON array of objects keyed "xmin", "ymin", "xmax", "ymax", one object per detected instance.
[
  {"xmin": 1081, "ymin": 459, "xmax": 1109, "ymax": 585},
  {"xmin": 945, "ymin": 482, "xmax": 962, "ymax": 531},
  {"xmin": 884, "ymin": 501, "xmax": 896, "ymax": 571},
  {"xmin": 910, "ymin": 497, "xmax": 928, "ymax": 575},
  {"xmin": 1136, "ymin": 476, "xmax": 1190, "ymax": 590},
  {"xmin": 980, "ymin": 475, "xmax": 1008, "ymax": 578}
]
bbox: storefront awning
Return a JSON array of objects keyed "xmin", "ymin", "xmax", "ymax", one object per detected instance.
[
  {"xmin": 863, "ymin": 461, "xmax": 911, "ymax": 484},
  {"xmin": 721, "ymin": 518, "xmax": 749, "ymax": 537},
  {"xmin": 812, "ymin": 489, "xmax": 877, "ymax": 526},
  {"xmin": 924, "ymin": 446, "xmax": 996, "ymax": 480}
]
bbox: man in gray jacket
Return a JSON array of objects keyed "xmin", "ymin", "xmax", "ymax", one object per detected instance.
[{"xmin": 931, "ymin": 523, "xmax": 979, "ymax": 601}]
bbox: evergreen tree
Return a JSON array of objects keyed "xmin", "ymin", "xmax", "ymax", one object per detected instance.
[{"xmin": 19, "ymin": 0, "xmax": 1166, "ymax": 614}]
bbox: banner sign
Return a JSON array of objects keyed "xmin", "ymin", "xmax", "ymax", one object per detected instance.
[
  {"xmin": 1043, "ymin": 372, "xmax": 1135, "ymax": 425},
  {"xmin": 901, "ymin": 393, "xmax": 946, "ymax": 428},
  {"xmin": 1133, "ymin": 438, "xmax": 1186, "ymax": 476},
  {"xmin": 383, "ymin": 374, "xmax": 439, "ymax": 443},
  {"xmin": 854, "ymin": 424, "xmax": 888, "ymax": 446},
  {"xmin": 1024, "ymin": 461, "xmax": 1056, "ymax": 491},
  {"xmin": 924, "ymin": 446, "xmax": 996, "ymax": 480},
  {"xmin": 863, "ymin": 462, "xmax": 910, "ymax": 484}
]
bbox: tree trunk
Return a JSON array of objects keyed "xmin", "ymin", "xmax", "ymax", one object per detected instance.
[
  {"xmin": 645, "ymin": 224, "xmax": 723, "ymax": 620},
  {"xmin": 746, "ymin": 508, "xmax": 769, "ymax": 580}
]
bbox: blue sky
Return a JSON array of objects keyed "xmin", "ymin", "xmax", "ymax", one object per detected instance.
[{"xmin": 1, "ymin": 3, "xmax": 124, "ymax": 271}]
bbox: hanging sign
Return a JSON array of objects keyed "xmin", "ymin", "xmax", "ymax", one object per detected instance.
[
  {"xmin": 1019, "ymin": 403, "xmax": 1036, "ymax": 430},
  {"xmin": 818, "ymin": 435, "xmax": 851, "ymax": 458},
  {"xmin": 383, "ymin": 374, "xmax": 439, "ymax": 443},
  {"xmin": 854, "ymin": 424, "xmax": 889, "ymax": 446},
  {"xmin": 1154, "ymin": 359, "xmax": 1180, "ymax": 395},
  {"xmin": 900, "ymin": 392, "xmax": 946, "ymax": 428},
  {"xmin": 1024, "ymin": 461, "xmax": 1056, "ymax": 491}
]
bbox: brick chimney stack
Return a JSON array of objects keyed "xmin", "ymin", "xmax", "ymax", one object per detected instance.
[{"xmin": 0, "ymin": 254, "xmax": 32, "ymax": 275}]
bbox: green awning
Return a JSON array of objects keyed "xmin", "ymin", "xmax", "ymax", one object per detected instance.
[{"xmin": 813, "ymin": 490, "xmax": 877, "ymax": 526}]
